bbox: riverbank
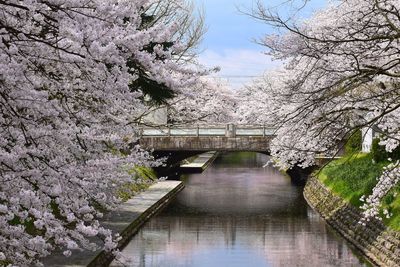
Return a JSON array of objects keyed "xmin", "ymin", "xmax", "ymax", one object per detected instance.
[
  {"xmin": 316, "ymin": 153, "xmax": 400, "ymax": 230},
  {"xmin": 304, "ymin": 177, "xmax": 400, "ymax": 266},
  {"xmin": 42, "ymin": 181, "xmax": 184, "ymax": 267}
]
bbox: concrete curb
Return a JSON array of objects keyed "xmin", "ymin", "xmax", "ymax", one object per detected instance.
[
  {"xmin": 42, "ymin": 181, "xmax": 184, "ymax": 267},
  {"xmin": 89, "ymin": 181, "xmax": 184, "ymax": 267},
  {"xmin": 180, "ymin": 151, "xmax": 219, "ymax": 173}
]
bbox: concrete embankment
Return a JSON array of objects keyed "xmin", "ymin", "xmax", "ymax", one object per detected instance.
[
  {"xmin": 304, "ymin": 177, "xmax": 400, "ymax": 267},
  {"xmin": 42, "ymin": 181, "xmax": 184, "ymax": 267},
  {"xmin": 180, "ymin": 151, "xmax": 218, "ymax": 173}
]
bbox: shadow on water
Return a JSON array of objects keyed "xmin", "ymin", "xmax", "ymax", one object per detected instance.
[{"xmin": 112, "ymin": 152, "xmax": 370, "ymax": 267}]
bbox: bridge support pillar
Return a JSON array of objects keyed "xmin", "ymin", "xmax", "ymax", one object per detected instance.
[{"xmin": 225, "ymin": 124, "xmax": 236, "ymax": 138}]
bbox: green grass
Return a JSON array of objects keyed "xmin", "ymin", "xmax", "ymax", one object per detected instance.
[
  {"xmin": 118, "ymin": 166, "xmax": 157, "ymax": 202},
  {"xmin": 317, "ymin": 153, "xmax": 400, "ymax": 231},
  {"xmin": 381, "ymin": 183, "xmax": 400, "ymax": 230},
  {"xmin": 107, "ymin": 145, "xmax": 158, "ymax": 201}
]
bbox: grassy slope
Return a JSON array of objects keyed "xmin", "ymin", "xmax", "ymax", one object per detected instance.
[
  {"xmin": 317, "ymin": 153, "xmax": 400, "ymax": 230},
  {"xmin": 118, "ymin": 166, "xmax": 158, "ymax": 202}
]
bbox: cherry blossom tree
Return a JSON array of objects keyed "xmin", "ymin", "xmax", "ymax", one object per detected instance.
[
  {"xmin": 0, "ymin": 0, "xmax": 202, "ymax": 265},
  {"xmin": 236, "ymin": 70, "xmax": 285, "ymax": 125},
  {"xmin": 246, "ymin": 0, "xmax": 400, "ymax": 220},
  {"xmin": 145, "ymin": 0, "xmax": 206, "ymax": 63},
  {"xmin": 168, "ymin": 77, "xmax": 238, "ymax": 124},
  {"xmin": 132, "ymin": 0, "xmax": 206, "ymax": 104}
]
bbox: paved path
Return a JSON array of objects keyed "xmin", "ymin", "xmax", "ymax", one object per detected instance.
[
  {"xmin": 180, "ymin": 151, "xmax": 218, "ymax": 172},
  {"xmin": 42, "ymin": 181, "xmax": 184, "ymax": 267}
]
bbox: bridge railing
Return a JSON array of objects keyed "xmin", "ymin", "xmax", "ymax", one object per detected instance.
[{"xmin": 139, "ymin": 124, "xmax": 276, "ymax": 137}]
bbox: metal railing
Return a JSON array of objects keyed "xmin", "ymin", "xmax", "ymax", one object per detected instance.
[{"xmin": 139, "ymin": 124, "xmax": 276, "ymax": 137}]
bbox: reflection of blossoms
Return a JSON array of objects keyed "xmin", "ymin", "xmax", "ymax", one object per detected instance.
[
  {"xmin": 235, "ymin": 0, "xmax": 400, "ymax": 223},
  {"xmin": 360, "ymin": 162, "xmax": 400, "ymax": 223}
]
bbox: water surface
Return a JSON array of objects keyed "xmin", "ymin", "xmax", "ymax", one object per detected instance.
[{"xmin": 112, "ymin": 152, "xmax": 368, "ymax": 267}]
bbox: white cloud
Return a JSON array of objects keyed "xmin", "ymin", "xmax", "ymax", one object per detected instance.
[{"xmin": 198, "ymin": 49, "xmax": 282, "ymax": 89}]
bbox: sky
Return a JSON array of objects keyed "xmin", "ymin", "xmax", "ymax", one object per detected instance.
[{"xmin": 194, "ymin": 0, "xmax": 327, "ymax": 89}]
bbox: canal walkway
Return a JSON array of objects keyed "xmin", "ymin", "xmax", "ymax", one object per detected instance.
[
  {"xmin": 42, "ymin": 181, "xmax": 184, "ymax": 267},
  {"xmin": 180, "ymin": 151, "xmax": 218, "ymax": 172}
]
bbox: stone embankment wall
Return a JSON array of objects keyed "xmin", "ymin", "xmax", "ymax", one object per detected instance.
[{"xmin": 304, "ymin": 177, "xmax": 400, "ymax": 267}]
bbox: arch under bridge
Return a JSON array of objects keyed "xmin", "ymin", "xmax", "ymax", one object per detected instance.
[{"xmin": 138, "ymin": 124, "xmax": 314, "ymax": 185}]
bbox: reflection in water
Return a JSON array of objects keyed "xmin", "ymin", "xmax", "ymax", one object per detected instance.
[{"xmin": 112, "ymin": 153, "xmax": 368, "ymax": 267}]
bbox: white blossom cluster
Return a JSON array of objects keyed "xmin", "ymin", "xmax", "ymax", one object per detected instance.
[
  {"xmin": 236, "ymin": 71, "xmax": 285, "ymax": 125},
  {"xmin": 0, "ymin": 0, "xmax": 201, "ymax": 265},
  {"xmin": 360, "ymin": 162, "xmax": 400, "ymax": 223},
  {"xmin": 238, "ymin": 0, "xmax": 400, "ymax": 219},
  {"xmin": 169, "ymin": 78, "xmax": 238, "ymax": 124}
]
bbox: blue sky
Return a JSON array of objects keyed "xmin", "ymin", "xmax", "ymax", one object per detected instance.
[{"xmin": 194, "ymin": 0, "xmax": 326, "ymax": 88}]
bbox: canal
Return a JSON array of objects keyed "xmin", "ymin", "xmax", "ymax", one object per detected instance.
[{"xmin": 112, "ymin": 152, "xmax": 369, "ymax": 266}]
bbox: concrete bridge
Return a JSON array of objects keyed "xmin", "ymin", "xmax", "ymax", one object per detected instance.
[
  {"xmin": 139, "ymin": 124, "xmax": 275, "ymax": 152},
  {"xmin": 138, "ymin": 124, "xmax": 313, "ymax": 185}
]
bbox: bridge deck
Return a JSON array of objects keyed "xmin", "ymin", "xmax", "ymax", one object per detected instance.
[
  {"xmin": 140, "ymin": 124, "xmax": 276, "ymax": 137},
  {"xmin": 139, "ymin": 125, "xmax": 275, "ymax": 152}
]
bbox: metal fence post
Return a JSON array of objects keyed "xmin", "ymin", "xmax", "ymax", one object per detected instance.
[{"xmin": 196, "ymin": 125, "xmax": 199, "ymax": 137}]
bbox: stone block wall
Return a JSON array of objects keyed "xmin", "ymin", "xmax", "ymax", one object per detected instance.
[{"xmin": 304, "ymin": 177, "xmax": 400, "ymax": 266}]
